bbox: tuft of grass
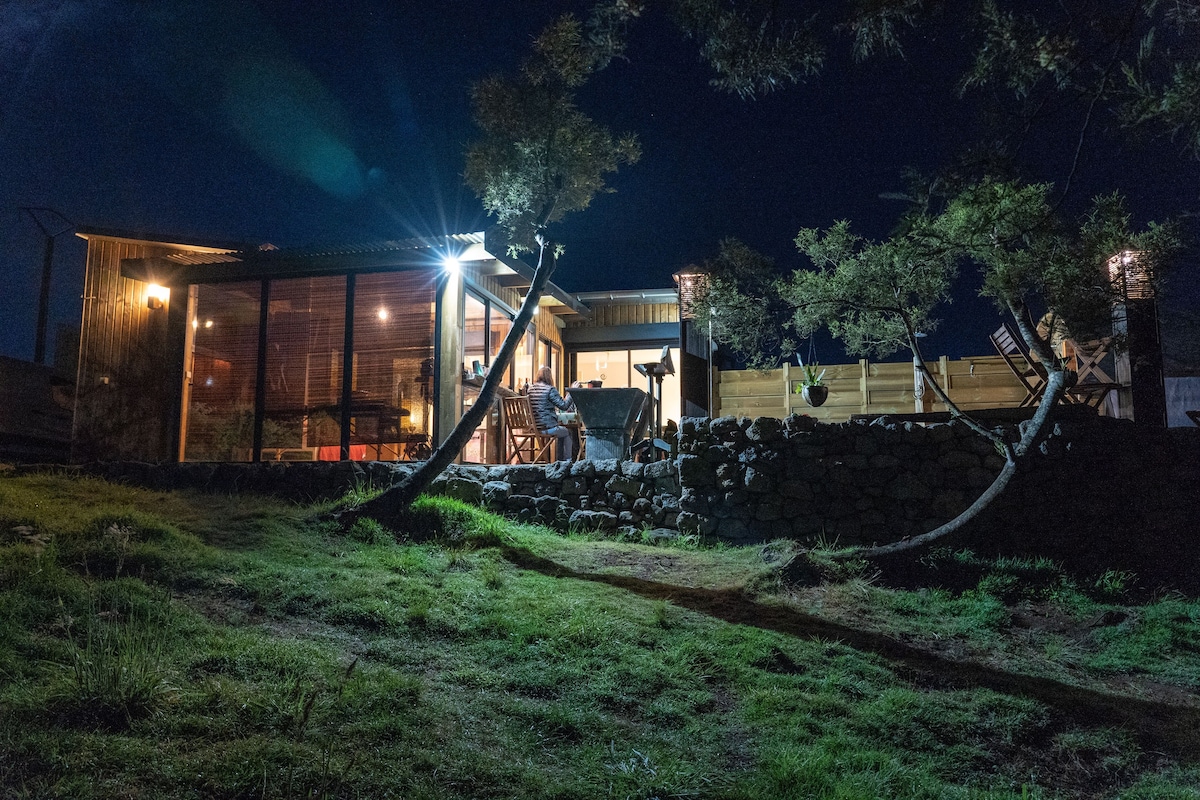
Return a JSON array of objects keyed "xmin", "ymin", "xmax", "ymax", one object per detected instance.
[
  {"xmin": 50, "ymin": 589, "xmax": 179, "ymax": 729},
  {"xmin": 347, "ymin": 516, "xmax": 391, "ymax": 545}
]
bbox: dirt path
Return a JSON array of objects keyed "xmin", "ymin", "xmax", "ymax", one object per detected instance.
[{"xmin": 501, "ymin": 545, "xmax": 1200, "ymax": 765}]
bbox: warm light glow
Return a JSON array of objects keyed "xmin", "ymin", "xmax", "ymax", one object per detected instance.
[
  {"xmin": 1107, "ymin": 249, "xmax": 1154, "ymax": 300},
  {"xmin": 146, "ymin": 283, "xmax": 170, "ymax": 309},
  {"xmin": 377, "ymin": 306, "xmax": 389, "ymax": 322},
  {"xmin": 204, "ymin": 319, "xmax": 214, "ymax": 329},
  {"xmin": 191, "ymin": 318, "xmax": 199, "ymax": 330},
  {"xmin": 672, "ymin": 266, "xmax": 708, "ymax": 320}
]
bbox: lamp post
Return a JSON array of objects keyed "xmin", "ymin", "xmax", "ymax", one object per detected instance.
[
  {"xmin": 19, "ymin": 207, "xmax": 73, "ymax": 365},
  {"xmin": 1108, "ymin": 250, "xmax": 1166, "ymax": 426},
  {"xmin": 672, "ymin": 265, "xmax": 712, "ymax": 417}
]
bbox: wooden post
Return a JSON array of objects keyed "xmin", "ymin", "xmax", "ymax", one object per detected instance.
[
  {"xmin": 859, "ymin": 359, "xmax": 869, "ymax": 415},
  {"xmin": 782, "ymin": 362, "xmax": 791, "ymax": 414},
  {"xmin": 938, "ymin": 356, "xmax": 950, "ymax": 409}
]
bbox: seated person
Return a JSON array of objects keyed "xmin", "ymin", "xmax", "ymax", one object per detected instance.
[{"xmin": 526, "ymin": 366, "xmax": 575, "ymax": 461}]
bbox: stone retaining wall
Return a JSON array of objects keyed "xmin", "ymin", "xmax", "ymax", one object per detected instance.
[
  {"xmin": 674, "ymin": 414, "xmax": 1008, "ymax": 545},
  {"xmin": 676, "ymin": 413, "xmax": 1200, "ymax": 549},
  {"xmin": 36, "ymin": 457, "xmax": 681, "ymax": 539},
  {"xmin": 23, "ymin": 413, "xmax": 1199, "ymax": 553}
]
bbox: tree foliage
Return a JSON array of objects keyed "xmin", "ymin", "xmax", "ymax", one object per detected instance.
[
  {"xmin": 788, "ymin": 222, "xmax": 956, "ymax": 361},
  {"xmin": 690, "ymin": 180, "xmax": 1181, "ymax": 555},
  {"xmin": 346, "ymin": 4, "xmax": 642, "ymax": 525},
  {"xmin": 463, "ymin": 6, "xmax": 642, "ymax": 253},
  {"xmin": 690, "ymin": 239, "xmax": 798, "ymax": 369},
  {"xmin": 672, "ymin": 0, "xmax": 824, "ymax": 97}
]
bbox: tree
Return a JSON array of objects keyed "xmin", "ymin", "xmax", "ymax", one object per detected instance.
[
  {"xmin": 690, "ymin": 239, "xmax": 800, "ymax": 370},
  {"xmin": 346, "ymin": 0, "xmax": 1194, "ymax": 530},
  {"xmin": 343, "ymin": 6, "xmax": 640, "ymax": 526},
  {"xmin": 695, "ymin": 179, "xmax": 1179, "ymax": 556}
]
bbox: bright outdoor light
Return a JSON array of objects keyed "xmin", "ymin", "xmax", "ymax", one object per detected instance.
[
  {"xmin": 146, "ymin": 283, "xmax": 170, "ymax": 309},
  {"xmin": 442, "ymin": 255, "xmax": 461, "ymax": 274},
  {"xmin": 1107, "ymin": 249, "xmax": 1154, "ymax": 300},
  {"xmin": 377, "ymin": 306, "xmax": 389, "ymax": 322}
]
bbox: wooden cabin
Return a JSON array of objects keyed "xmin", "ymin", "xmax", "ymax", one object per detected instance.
[{"xmin": 72, "ymin": 227, "xmax": 688, "ymax": 464}]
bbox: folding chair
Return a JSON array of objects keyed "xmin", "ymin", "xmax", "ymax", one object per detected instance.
[
  {"xmin": 501, "ymin": 395, "xmax": 555, "ymax": 464},
  {"xmin": 990, "ymin": 324, "xmax": 1047, "ymax": 407},
  {"xmin": 993, "ymin": 324, "xmax": 1120, "ymax": 410}
]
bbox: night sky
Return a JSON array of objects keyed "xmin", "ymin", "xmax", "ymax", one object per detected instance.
[{"xmin": 2, "ymin": 0, "xmax": 1195, "ymax": 366}]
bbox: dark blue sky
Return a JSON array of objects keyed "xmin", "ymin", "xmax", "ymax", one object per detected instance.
[{"xmin": 2, "ymin": 0, "xmax": 1194, "ymax": 365}]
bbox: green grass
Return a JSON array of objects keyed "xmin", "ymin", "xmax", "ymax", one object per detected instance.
[{"xmin": 1, "ymin": 473, "xmax": 1199, "ymax": 799}]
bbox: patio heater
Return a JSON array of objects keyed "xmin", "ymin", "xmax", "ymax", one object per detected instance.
[
  {"xmin": 1108, "ymin": 250, "xmax": 1166, "ymax": 426},
  {"xmin": 631, "ymin": 345, "xmax": 675, "ymax": 461}
]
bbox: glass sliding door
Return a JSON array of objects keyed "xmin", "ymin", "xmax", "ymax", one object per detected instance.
[
  {"xmin": 182, "ymin": 281, "xmax": 262, "ymax": 461},
  {"xmin": 262, "ymin": 276, "xmax": 346, "ymax": 461},
  {"xmin": 573, "ymin": 346, "xmax": 682, "ymax": 425},
  {"xmin": 351, "ymin": 272, "xmax": 437, "ymax": 461}
]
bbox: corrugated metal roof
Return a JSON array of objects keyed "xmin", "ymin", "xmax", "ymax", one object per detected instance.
[
  {"xmin": 74, "ymin": 224, "xmax": 254, "ymax": 253},
  {"xmin": 573, "ymin": 289, "xmax": 678, "ymax": 304},
  {"xmin": 203, "ymin": 231, "xmax": 487, "ymax": 264},
  {"xmin": 163, "ymin": 251, "xmax": 245, "ymax": 265}
]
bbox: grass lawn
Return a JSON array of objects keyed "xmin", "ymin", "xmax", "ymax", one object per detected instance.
[{"xmin": 1, "ymin": 471, "xmax": 1199, "ymax": 799}]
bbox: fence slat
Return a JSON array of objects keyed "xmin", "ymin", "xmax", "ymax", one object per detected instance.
[{"xmin": 716, "ymin": 354, "xmax": 1050, "ymax": 421}]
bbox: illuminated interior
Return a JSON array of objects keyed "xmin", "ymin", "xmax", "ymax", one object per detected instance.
[
  {"xmin": 181, "ymin": 272, "xmax": 436, "ymax": 462},
  {"xmin": 573, "ymin": 347, "xmax": 681, "ymax": 426}
]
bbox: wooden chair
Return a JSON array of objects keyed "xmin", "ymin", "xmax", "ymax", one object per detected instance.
[
  {"xmin": 990, "ymin": 324, "xmax": 1046, "ymax": 407},
  {"xmin": 992, "ymin": 324, "xmax": 1121, "ymax": 410},
  {"xmin": 502, "ymin": 395, "xmax": 555, "ymax": 464}
]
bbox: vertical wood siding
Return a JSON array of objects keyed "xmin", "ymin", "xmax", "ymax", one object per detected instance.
[
  {"xmin": 74, "ymin": 238, "xmax": 206, "ymax": 461},
  {"xmin": 563, "ymin": 301, "xmax": 679, "ymax": 329}
]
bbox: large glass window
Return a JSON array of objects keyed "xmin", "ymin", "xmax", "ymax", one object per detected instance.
[
  {"xmin": 183, "ymin": 281, "xmax": 262, "ymax": 461},
  {"xmin": 490, "ymin": 310, "xmax": 512, "ymax": 385},
  {"xmin": 573, "ymin": 347, "xmax": 681, "ymax": 426},
  {"xmin": 537, "ymin": 337, "xmax": 562, "ymax": 387},
  {"xmin": 461, "ymin": 291, "xmax": 519, "ymax": 463},
  {"xmin": 182, "ymin": 272, "xmax": 436, "ymax": 463},
  {"xmin": 513, "ymin": 328, "xmax": 535, "ymax": 392},
  {"xmin": 351, "ymin": 272, "xmax": 437, "ymax": 461},
  {"xmin": 262, "ymin": 276, "xmax": 346, "ymax": 461},
  {"xmin": 464, "ymin": 294, "xmax": 487, "ymax": 377}
]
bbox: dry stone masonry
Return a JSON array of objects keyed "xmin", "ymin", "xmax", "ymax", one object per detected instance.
[
  {"xmin": 675, "ymin": 414, "xmax": 1008, "ymax": 545},
  {"xmin": 37, "ymin": 412, "xmax": 1200, "ymax": 552}
]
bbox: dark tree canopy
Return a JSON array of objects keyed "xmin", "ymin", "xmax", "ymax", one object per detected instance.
[
  {"xmin": 351, "ymin": 0, "xmax": 1194, "ymax": 533},
  {"xmin": 464, "ymin": 8, "xmax": 641, "ymax": 253}
]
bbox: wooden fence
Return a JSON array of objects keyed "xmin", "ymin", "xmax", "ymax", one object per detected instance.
[{"xmin": 715, "ymin": 355, "xmax": 1034, "ymax": 422}]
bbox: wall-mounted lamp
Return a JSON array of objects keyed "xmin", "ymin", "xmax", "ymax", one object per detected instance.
[
  {"xmin": 442, "ymin": 255, "xmax": 461, "ymax": 275},
  {"xmin": 146, "ymin": 283, "xmax": 170, "ymax": 310}
]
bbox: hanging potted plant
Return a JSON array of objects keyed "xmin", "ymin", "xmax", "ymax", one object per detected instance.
[{"xmin": 795, "ymin": 362, "xmax": 828, "ymax": 407}]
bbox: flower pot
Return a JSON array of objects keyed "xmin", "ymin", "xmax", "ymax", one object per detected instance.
[{"xmin": 802, "ymin": 385, "xmax": 828, "ymax": 407}]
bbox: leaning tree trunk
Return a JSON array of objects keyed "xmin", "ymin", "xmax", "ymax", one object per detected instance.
[
  {"xmin": 339, "ymin": 240, "xmax": 558, "ymax": 530},
  {"xmin": 841, "ymin": 310, "xmax": 1071, "ymax": 559}
]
